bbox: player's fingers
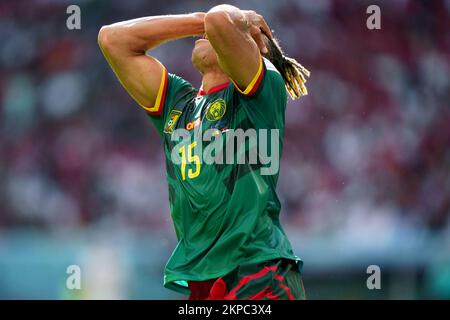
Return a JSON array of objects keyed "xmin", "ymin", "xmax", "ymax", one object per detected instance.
[
  {"xmin": 253, "ymin": 32, "xmax": 268, "ymax": 54},
  {"xmin": 258, "ymin": 17, "xmax": 272, "ymax": 39}
]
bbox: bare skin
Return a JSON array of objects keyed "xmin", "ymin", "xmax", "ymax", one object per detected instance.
[{"xmin": 98, "ymin": 5, "xmax": 272, "ymax": 110}]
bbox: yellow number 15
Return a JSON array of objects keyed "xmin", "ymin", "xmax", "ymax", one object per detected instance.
[{"xmin": 180, "ymin": 141, "xmax": 201, "ymax": 180}]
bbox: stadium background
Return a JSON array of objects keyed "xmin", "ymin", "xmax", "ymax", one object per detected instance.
[{"xmin": 0, "ymin": 0, "xmax": 449, "ymax": 299}]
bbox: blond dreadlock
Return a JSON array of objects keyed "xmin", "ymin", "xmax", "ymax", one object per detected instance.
[{"xmin": 262, "ymin": 32, "xmax": 310, "ymax": 99}]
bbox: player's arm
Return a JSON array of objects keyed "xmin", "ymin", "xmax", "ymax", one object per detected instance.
[
  {"xmin": 204, "ymin": 5, "xmax": 272, "ymax": 92},
  {"xmin": 98, "ymin": 13, "xmax": 205, "ymax": 111}
]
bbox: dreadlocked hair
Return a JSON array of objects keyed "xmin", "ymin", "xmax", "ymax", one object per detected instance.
[{"xmin": 262, "ymin": 31, "xmax": 310, "ymax": 100}]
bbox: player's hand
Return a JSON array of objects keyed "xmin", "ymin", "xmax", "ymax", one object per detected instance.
[{"xmin": 242, "ymin": 10, "xmax": 273, "ymax": 54}]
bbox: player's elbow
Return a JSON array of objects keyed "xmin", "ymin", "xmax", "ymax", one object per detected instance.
[
  {"xmin": 98, "ymin": 24, "xmax": 147, "ymax": 55},
  {"xmin": 98, "ymin": 25, "xmax": 116, "ymax": 52},
  {"xmin": 204, "ymin": 10, "xmax": 233, "ymax": 36}
]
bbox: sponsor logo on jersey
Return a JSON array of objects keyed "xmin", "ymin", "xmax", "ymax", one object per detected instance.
[
  {"xmin": 186, "ymin": 118, "xmax": 201, "ymax": 131},
  {"xmin": 164, "ymin": 110, "xmax": 182, "ymax": 134},
  {"xmin": 206, "ymin": 99, "xmax": 226, "ymax": 122}
]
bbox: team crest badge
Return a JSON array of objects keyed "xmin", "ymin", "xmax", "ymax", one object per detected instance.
[
  {"xmin": 206, "ymin": 99, "xmax": 226, "ymax": 122},
  {"xmin": 164, "ymin": 110, "xmax": 182, "ymax": 134}
]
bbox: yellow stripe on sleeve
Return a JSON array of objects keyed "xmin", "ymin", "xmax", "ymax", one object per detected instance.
[
  {"xmin": 141, "ymin": 66, "xmax": 167, "ymax": 114},
  {"xmin": 231, "ymin": 54, "xmax": 264, "ymax": 95}
]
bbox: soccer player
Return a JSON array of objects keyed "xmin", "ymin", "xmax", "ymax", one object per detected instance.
[{"xmin": 98, "ymin": 4, "xmax": 310, "ymax": 300}]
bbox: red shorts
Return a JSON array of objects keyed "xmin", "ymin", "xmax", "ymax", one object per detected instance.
[{"xmin": 188, "ymin": 259, "xmax": 305, "ymax": 300}]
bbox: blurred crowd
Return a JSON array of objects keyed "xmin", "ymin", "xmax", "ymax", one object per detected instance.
[{"xmin": 1, "ymin": 0, "xmax": 449, "ymax": 242}]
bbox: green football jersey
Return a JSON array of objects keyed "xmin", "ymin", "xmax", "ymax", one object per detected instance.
[{"xmin": 145, "ymin": 58, "xmax": 301, "ymax": 295}]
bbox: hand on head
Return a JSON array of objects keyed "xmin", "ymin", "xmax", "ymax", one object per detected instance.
[{"xmin": 241, "ymin": 10, "xmax": 273, "ymax": 54}]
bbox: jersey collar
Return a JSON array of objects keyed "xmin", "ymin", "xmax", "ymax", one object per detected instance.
[{"xmin": 197, "ymin": 82, "xmax": 230, "ymax": 97}]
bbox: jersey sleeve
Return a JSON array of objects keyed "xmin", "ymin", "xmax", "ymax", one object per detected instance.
[
  {"xmin": 142, "ymin": 68, "xmax": 196, "ymax": 136},
  {"xmin": 232, "ymin": 57, "xmax": 288, "ymax": 129}
]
